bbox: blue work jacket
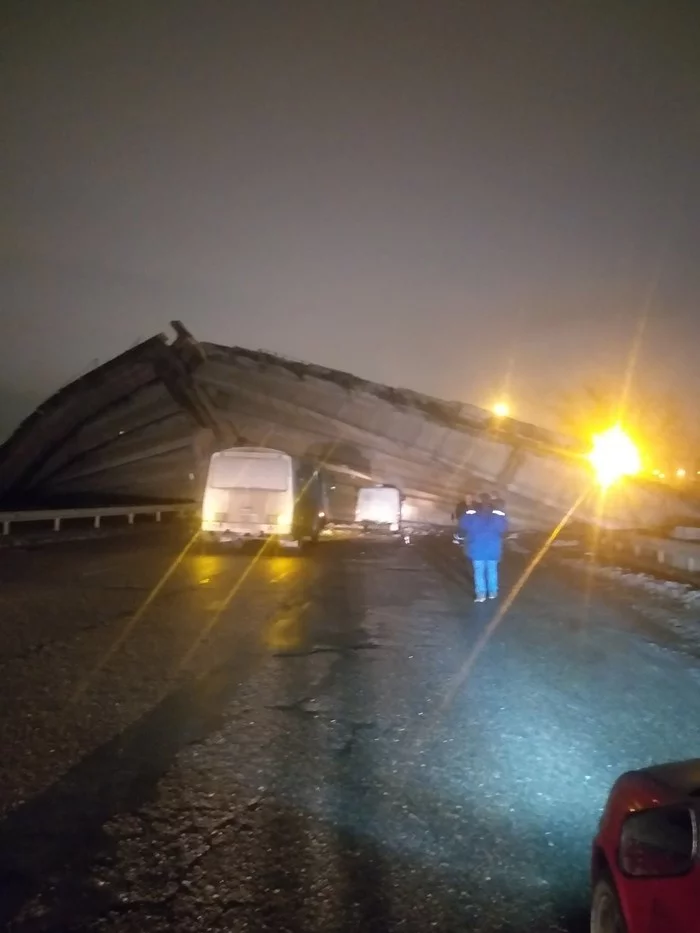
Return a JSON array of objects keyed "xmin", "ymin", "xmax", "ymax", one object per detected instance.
[{"xmin": 458, "ymin": 507, "xmax": 508, "ymax": 561}]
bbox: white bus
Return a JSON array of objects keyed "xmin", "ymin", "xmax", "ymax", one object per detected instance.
[
  {"xmin": 355, "ymin": 484, "xmax": 402, "ymax": 532},
  {"xmin": 200, "ymin": 447, "xmax": 327, "ymax": 548}
]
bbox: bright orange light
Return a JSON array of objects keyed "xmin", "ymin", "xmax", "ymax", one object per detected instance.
[
  {"xmin": 588, "ymin": 425, "xmax": 641, "ymax": 488},
  {"xmin": 492, "ymin": 401, "xmax": 510, "ymax": 418}
]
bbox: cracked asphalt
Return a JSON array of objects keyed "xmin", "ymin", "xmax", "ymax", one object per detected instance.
[{"xmin": 1, "ymin": 529, "xmax": 699, "ymax": 931}]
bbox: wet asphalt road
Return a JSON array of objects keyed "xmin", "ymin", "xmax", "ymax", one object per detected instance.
[{"xmin": 1, "ymin": 529, "xmax": 700, "ymax": 932}]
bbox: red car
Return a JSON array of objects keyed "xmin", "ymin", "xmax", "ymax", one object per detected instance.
[{"xmin": 591, "ymin": 758, "xmax": 700, "ymax": 932}]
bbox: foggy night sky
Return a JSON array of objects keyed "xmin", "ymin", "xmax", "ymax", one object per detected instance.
[{"xmin": 2, "ymin": 1, "xmax": 699, "ymax": 437}]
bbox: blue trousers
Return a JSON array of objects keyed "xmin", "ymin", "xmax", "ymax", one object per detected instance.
[{"xmin": 472, "ymin": 559, "xmax": 499, "ymax": 598}]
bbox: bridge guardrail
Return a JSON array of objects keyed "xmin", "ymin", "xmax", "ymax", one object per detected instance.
[{"xmin": 0, "ymin": 504, "xmax": 196, "ymax": 536}]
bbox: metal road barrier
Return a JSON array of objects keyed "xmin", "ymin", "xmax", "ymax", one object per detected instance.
[
  {"xmin": 611, "ymin": 533, "xmax": 700, "ymax": 576},
  {"xmin": 672, "ymin": 526, "xmax": 700, "ymax": 541},
  {"xmin": 0, "ymin": 504, "xmax": 196, "ymax": 536}
]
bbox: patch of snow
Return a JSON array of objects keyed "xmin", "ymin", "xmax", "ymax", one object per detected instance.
[{"xmin": 564, "ymin": 558, "xmax": 700, "ymax": 610}]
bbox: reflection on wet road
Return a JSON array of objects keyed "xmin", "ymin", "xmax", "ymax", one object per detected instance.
[{"xmin": 1, "ymin": 531, "xmax": 699, "ymax": 931}]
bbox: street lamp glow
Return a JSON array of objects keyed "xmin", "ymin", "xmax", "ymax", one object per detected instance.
[
  {"xmin": 492, "ymin": 401, "xmax": 510, "ymax": 418},
  {"xmin": 676, "ymin": 468, "xmax": 687, "ymax": 479},
  {"xmin": 588, "ymin": 425, "xmax": 641, "ymax": 488}
]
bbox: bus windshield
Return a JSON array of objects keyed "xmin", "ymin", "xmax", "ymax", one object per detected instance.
[{"xmin": 206, "ymin": 453, "xmax": 290, "ymax": 491}]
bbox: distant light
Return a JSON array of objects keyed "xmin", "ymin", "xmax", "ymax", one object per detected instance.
[
  {"xmin": 659, "ymin": 472, "xmax": 666, "ymax": 479},
  {"xmin": 676, "ymin": 468, "xmax": 687, "ymax": 479},
  {"xmin": 588, "ymin": 425, "xmax": 641, "ymax": 488},
  {"xmin": 492, "ymin": 401, "xmax": 510, "ymax": 418},
  {"xmin": 651, "ymin": 468, "xmax": 661, "ymax": 476}
]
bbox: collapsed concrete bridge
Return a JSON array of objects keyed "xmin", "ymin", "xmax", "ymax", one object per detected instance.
[{"xmin": 0, "ymin": 322, "xmax": 697, "ymax": 531}]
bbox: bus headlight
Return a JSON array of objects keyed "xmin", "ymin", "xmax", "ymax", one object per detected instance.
[
  {"xmin": 276, "ymin": 511, "xmax": 293, "ymax": 530},
  {"xmin": 202, "ymin": 502, "xmax": 217, "ymax": 524}
]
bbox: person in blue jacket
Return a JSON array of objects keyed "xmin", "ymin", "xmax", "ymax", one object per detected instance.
[{"xmin": 458, "ymin": 493, "xmax": 508, "ymax": 602}]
